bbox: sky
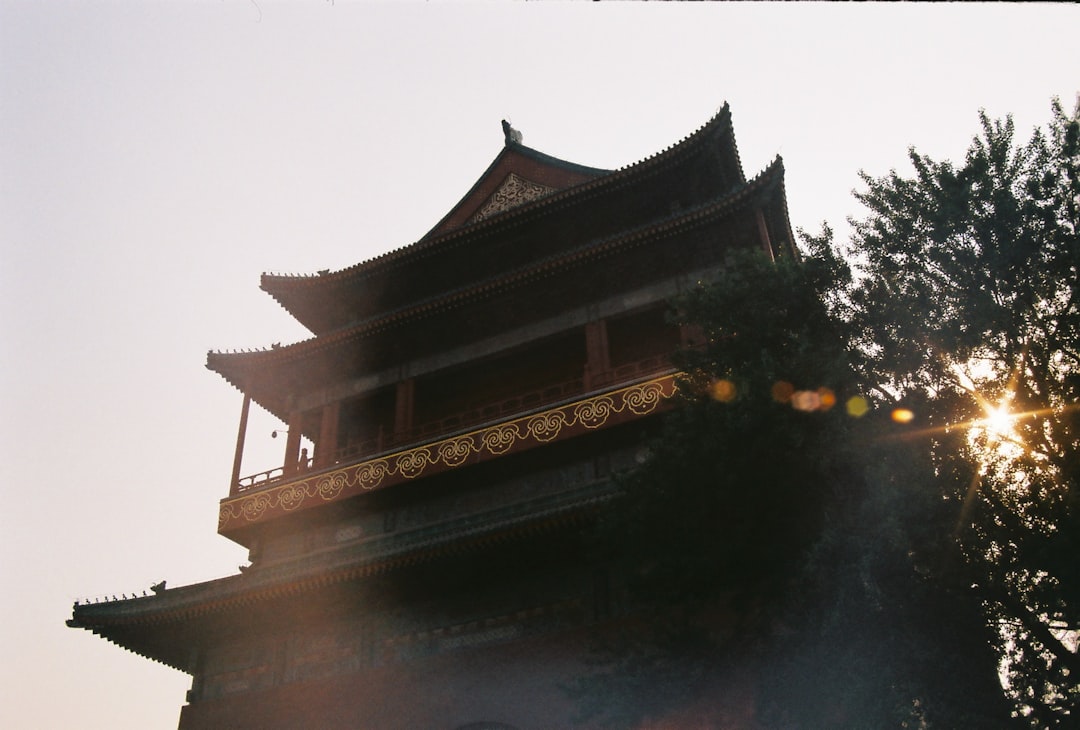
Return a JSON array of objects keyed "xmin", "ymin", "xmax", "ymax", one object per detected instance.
[{"xmin": 1, "ymin": 2, "xmax": 1076, "ymax": 727}]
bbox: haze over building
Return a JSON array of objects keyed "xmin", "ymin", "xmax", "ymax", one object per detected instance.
[
  {"xmin": 69, "ymin": 106, "xmax": 795, "ymax": 728},
  {"xmin": 6, "ymin": 4, "xmax": 1076, "ymax": 727}
]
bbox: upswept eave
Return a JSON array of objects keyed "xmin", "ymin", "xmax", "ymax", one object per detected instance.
[
  {"xmin": 259, "ymin": 104, "xmax": 741, "ymax": 324},
  {"xmin": 67, "ymin": 489, "xmax": 607, "ymax": 669},
  {"xmin": 207, "ymin": 154, "xmax": 788, "ymax": 413}
]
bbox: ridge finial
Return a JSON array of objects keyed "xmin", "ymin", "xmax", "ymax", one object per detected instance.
[{"xmin": 501, "ymin": 119, "xmax": 522, "ymax": 145}]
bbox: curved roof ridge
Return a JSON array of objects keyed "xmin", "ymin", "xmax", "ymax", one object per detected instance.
[
  {"xmin": 211, "ymin": 154, "xmax": 784, "ymax": 374},
  {"xmin": 750, "ymin": 152, "xmax": 783, "ymax": 184},
  {"xmin": 415, "ymin": 137, "xmax": 612, "ymax": 243},
  {"xmin": 758, "ymin": 153, "xmax": 799, "ymax": 260},
  {"xmin": 611, "ymin": 103, "xmax": 736, "ymax": 174},
  {"xmin": 510, "ymin": 141, "xmax": 612, "ymax": 178},
  {"xmin": 207, "ymin": 338, "xmax": 317, "ymax": 360},
  {"xmin": 261, "ymin": 103, "xmax": 737, "ymax": 290}
]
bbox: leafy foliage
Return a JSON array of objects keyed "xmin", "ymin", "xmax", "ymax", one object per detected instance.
[
  {"xmin": 618, "ymin": 247, "xmax": 857, "ymax": 605},
  {"xmin": 575, "ymin": 248, "xmax": 1009, "ymax": 727},
  {"xmin": 757, "ymin": 396, "xmax": 1014, "ymax": 729},
  {"xmin": 845, "ymin": 98, "xmax": 1080, "ymax": 726},
  {"xmin": 572, "ymin": 99, "xmax": 1080, "ymax": 728},
  {"xmin": 573, "ymin": 248, "xmax": 859, "ymax": 726}
]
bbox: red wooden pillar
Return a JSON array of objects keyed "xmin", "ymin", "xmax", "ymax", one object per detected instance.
[
  {"xmin": 584, "ymin": 320, "xmax": 611, "ymax": 389},
  {"xmin": 315, "ymin": 401, "xmax": 340, "ymax": 468},
  {"xmin": 284, "ymin": 411, "xmax": 303, "ymax": 476},
  {"xmin": 229, "ymin": 394, "xmax": 251, "ymax": 494},
  {"xmin": 394, "ymin": 379, "xmax": 415, "ymax": 441}
]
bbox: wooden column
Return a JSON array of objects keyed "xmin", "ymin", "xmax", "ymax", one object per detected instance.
[
  {"xmin": 229, "ymin": 394, "xmax": 251, "ymax": 494},
  {"xmin": 284, "ymin": 411, "xmax": 303, "ymax": 476},
  {"xmin": 755, "ymin": 208, "xmax": 776, "ymax": 262},
  {"xmin": 394, "ymin": 379, "xmax": 415, "ymax": 440},
  {"xmin": 584, "ymin": 320, "xmax": 611, "ymax": 389},
  {"xmin": 315, "ymin": 401, "xmax": 340, "ymax": 468}
]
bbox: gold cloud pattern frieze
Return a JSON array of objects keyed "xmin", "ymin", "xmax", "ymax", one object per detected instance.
[{"xmin": 218, "ymin": 374, "xmax": 675, "ymax": 531}]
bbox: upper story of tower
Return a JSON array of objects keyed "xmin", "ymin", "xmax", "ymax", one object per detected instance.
[{"xmin": 206, "ymin": 104, "xmax": 797, "ymax": 549}]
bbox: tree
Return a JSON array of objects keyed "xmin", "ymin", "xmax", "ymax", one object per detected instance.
[
  {"xmin": 754, "ymin": 379, "xmax": 1014, "ymax": 729},
  {"xmin": 570, "ymin": 246, "xmax": 857, "ymax": 727},
  {"xmin": 572, "ymin": 244, "xmax": 1011, "ymax": 728},
  {"xmin": 571, "ymin": 99, "xmax": 1078, "ymax": 729},
  {"xmin": 843, "ymin": 98, "xmax": 1080, "ymax": 726}
]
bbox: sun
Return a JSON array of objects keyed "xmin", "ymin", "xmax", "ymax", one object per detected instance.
[
  {"xmin": 973, "ymin": 397, "xmax": 1026, "ymax": 461},
  {"xmin": 948, "ymin": 364, "xmax": 1024, "ymax": 449},
  {"xmin": 982, "ymin": 402, "xmax": 1017, "ymax": 440}
]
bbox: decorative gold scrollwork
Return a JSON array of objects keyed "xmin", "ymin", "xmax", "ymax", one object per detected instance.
[
  {"xmin": 241, "ymin": 493, "xmax": 271, "ymax": 520},
  {"xmin": 396, "ymin": 447, "xmax": 433, "ymax": 479},
  {"xmin": 317, "ymin": 472, "xmax": 347, "ymax": 500},
  {"xmin": 526, "ymin": 411, "xmax": 568, "ymax": 442},
  {"xmin": 575, "ymin": 396, "xmax": 614, "ymax": 429},
  {"xmin": 481, "ymin": 423, "xmax": 520, "ymax": 454},
  {"xmin": 279, "ymin": 482, "xmax": 309, "ymax": 511},
  {"xmin": 624, "ymin": 382, "xmax": 664, "ymax": 414},
  {"xmin": 220, "ymin": 374, "xmax": 676, "ymax": 529},
  {"xmin": 437, "ymin": 437, "xmax": 475, "ymax": 467},
  {"xmin": 356, "ymin": 460, "xmax": 389, "ymax": 490}
]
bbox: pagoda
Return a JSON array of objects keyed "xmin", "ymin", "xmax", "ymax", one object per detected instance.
[{"xmin": 69, "ymin": 105, "xmax": 796, "ymax": 729}]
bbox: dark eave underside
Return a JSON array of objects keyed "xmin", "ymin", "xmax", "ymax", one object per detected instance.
[
  {"xmin": 259, "ymin": 105, "xmax": 742, "ymax": 333},
  {"xmin": 207, "ymin": 157, "xmax": 788, "ymax": 419},
  {"xmin": 68, "ymin": 482, "xmax": 611, "ymax": 670}
]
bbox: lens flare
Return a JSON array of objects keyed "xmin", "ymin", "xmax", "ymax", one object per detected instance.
[
  {"xmin": 891, "ymin": 408, "xmax": 915, "ymax": 424},
  {"xmin": 771, "ymin": 381, "xmax": 794, "ymax": 403},
  {"xmin": 709, "ymin": 379, "xmax": 737, "ymax": 402},
  {"xmin": 846, "ymin": 395, "xmax": 869, "ymax": 417},
  {"xmin": 791, "ymin": 390, "xmax": 821, "ymax": 412}
]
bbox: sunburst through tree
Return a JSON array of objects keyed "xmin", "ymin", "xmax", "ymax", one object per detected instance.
[{"xmin": 833, "ymin": 97, "xmax": 1080, "ymax": 726}]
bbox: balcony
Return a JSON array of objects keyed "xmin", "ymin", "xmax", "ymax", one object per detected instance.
[
  {"xmin": 219, "ymin": 365, "xmax": 679, "ymax": 537},
  {"xmin": 234, "ymin": 356, "xmax": 672, "ymax": 496}
]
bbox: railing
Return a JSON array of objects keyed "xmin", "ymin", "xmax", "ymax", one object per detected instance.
[
  {"xmin": 234, "ymin": 355, "xmax": 672, "ymax": 495},
  {"xmin": 236, "ymin": 464, "xmax": 301, "ymax": 492},
  {"xmin": 591, "ymin": 355, "xmax": 672, "ymax": 389},
  {"xmin": 368, "ymin": 376, "xmax": 587, "ymax": 456}
]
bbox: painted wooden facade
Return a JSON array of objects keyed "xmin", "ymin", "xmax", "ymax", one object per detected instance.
[{"xmin": 69, "ymin": 106, "xmax": 795, "ymax": 729}]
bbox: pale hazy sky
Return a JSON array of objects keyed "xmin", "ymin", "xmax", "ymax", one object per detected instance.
[{"xmin": 1, "ymin": 2, "xmax": 1076, "ymax": 727}]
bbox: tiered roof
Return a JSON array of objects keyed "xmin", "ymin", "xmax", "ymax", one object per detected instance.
[
  {"xmin": 257, "ymin": 107, "xmax": 746, "ymax": 333},
  {"xmin": 68, "ymin": 476, "xmax": 608, "ymax": 670},
  {"xmin": 207, "ymin": 104, "xmax": 794, "ymax": 421},
  {"xmin": 71, "ymin": 105, "xmax": 799, "ymax": 666}
]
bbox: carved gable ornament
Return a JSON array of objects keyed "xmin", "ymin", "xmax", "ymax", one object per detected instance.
[{"xmin": 470, "ymin": 173, "xmax": 556, "ymax": 223}]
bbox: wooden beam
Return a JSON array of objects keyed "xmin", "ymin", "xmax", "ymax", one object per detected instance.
[{"xmin": 229, "ymin": 394, "xmax": 251, "ymax": 495}]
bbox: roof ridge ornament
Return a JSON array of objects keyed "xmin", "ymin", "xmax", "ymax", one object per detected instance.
[{"xmin": 501, "ymin": 119, "xmax": 522, "ymax": 146}]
